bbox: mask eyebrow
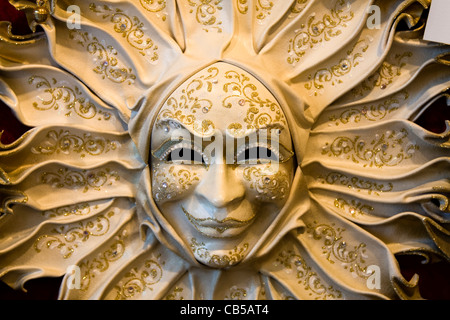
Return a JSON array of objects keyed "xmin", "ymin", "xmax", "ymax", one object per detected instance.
[
  {"xmin": 155, "ymin": 118, "xmax": 217, "ymax": 139},
  {"xmin": 151, "ymin": 136, "xmax": 185, "ymax": 159},
  {"xmin": 225, "ymin": 123, "xmax": 285, "ymax": 139}
]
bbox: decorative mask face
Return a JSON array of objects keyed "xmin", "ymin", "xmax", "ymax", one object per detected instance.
[{"xmin": 150, "ymin": 62, "xmax": 295, "ymax": 268}]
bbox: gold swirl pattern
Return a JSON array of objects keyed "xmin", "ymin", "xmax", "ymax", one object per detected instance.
[
  {"xmin": 41, "ymin": 202, "xmax": 93, "ymax": 218},
  {"xmin": 69, "ymin": 30, "xmax": 137, "ymax": 84},
  {"xmin": 243, "ymin": 166, "xmax": 290, "ymax": 201},
  {"xmin": 166, "ymin": 113, "xmax": 215, "ymax": 135},
  {"xmin": 114, "ymin": 257, "xmax": 164, "ymax": 299},
  {"xmin": 157, "ymin": 110, "xmax": 196, "ymax": 127},
  {"xmin": 255, "ymin": 0, "xmax": 274, "ymax": 22},
  {"xmin": 28, "ymin": 75, "xmax": 111, "ymax": 121},
  {"xmin": 351, "ymin": 52, "xmax": 413, "ymax": 96},
  {"xmin": 31, "ymin": 129, "xmax": 119, "ymax": 158},
  {"xmin": 236, "ymin": 0, "xmax": 248, "ymax": 14},
  {"xmin": 33, "ymin": 211, "xmax": 115, "ymax": 259},
  {"xmin": 226, "ymin": 122, "xmax": 246, "ymax": 136},
  {"xmin": 237, "ymin": 0, "xmax": 309, "ymax": 18},
  {"xmin": 334, "ymin": 197, "xmax": 374, "ymax": 217},
  {"xmin": 157, "ymin": 66, "xmax": 218, "ymax": 135},
  {"xmin": 168, "ymin": 66, "xmax": 218, "ymax": 112},
  {"xmin": 225, "ymin": 286, "xmax": 248, "ymax": 300},
  {"xmin": 78, "ymin": 231, "xmax": 127, "ymax": 291},
  {"xmin": 223, "ymin": 70, "xmax": 286, "ymax": 129},
  {"xmin": 165, "ymin": 287, "xmax": 185, "ymax": 300},
  {"xmin": 157, "ymin": 65, "xmax": 286, "ymax": 135},
  {"xmin": 317, "ymin": 172, "xmax": 393, "ymax": 196},
  {"xmin": 328, "ymin": 91, "xmax": 409, "ymax": 126},
  {"xmin": 304, "ymin": 38, "xmax": 370, "ymax": 96},
  {"xmin": 289, "ymin": 0, "xmax": 309, "ymax": 16},
  {"xmin": 321, "ymin": 128, "xmax": 419, "ymax": 168},
  {"xmin": 275, "ymin": 250, "xmax": 343, "ymax": 299},
  {"xmin": 40, "ymin": 167, "xmax": 120, "ymax": 193},
  {"xmin": 306, "ymin": 222, "xmax": 373, "ymax": 280},
  {"xmin": 139, "ymin": 0, "xmax": 167, "ymax": 21},
  {"xmin": 288, "ymin": 0, "xmax": 354, "ymax": 65},
  {"xmin": 152, "ymin": 165, "xmax": 200, "ymax": 202},
  {"xmin": 190, "ymin": 238, "xmax": 249, "ymax": 268},
  {"xmin": 243, "ymin": 107, "xmax": 282, "ymax": 130},
  {"xmin": 188, "ymin": 0, "xmax": 223, "ymax": 33},
  {"xmin": 89, "ymin": 3, "xmax": 159, "ymax": 62}
]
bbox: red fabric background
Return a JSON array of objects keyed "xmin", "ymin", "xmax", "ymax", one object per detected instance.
[{"xmin": 0, "ymin": 0, "xmax": 449, "ymax": 300}]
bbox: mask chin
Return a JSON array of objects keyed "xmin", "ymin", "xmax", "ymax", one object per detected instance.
[{"xmin": 189, "ymin": 237, "xmax": 250, "ymax": 269}]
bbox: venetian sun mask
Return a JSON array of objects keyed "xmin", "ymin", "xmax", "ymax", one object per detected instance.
[
  {"xmin": 150, "ymin": 62, "xmax": 295, "ymax": 267},
  {"xmin": 1, "ymin": 0, "xmax": 449, "ymax": 300}
]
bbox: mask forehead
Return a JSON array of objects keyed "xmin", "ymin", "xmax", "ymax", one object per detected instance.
[{"xmin": 154, "ymin": 62, "xmax": 289, "ymax": 138}]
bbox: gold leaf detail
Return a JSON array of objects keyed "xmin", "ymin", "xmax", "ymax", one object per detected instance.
[
  {"xmin": 41, "ymin": 202, "xmax": 93, "ymax": 218},
  {"xmin": 306, "ymin": 221, "xmax": 373, "ymax": 279},
  {"xmin": 243, "ymin": 166, "xmax": 290, "ymax": 201},
  {"xmin": 334, "ymin": 198, "xmax": 374, "ymax": 217},
  {"xmin": 139, "ymin": 0, "xmax": 167, "ymax": 21},
  {"xmin": 321, "ymin": 128, "xmax": 419, "ymax": 168},
  {"xmin": 223, "ymin": 70, "xmax": 286, "ymax": 129},
  {"xmin": 188, "ymin": 0, "xmax": 223, "ymax": 33},
  {"xmin": 190, "ymin": 238, "xmax": 249, "ymax": 268},
  {"xmin": 89, "ymin": 3, "xmax": 159, "ymax": 62},
  {"xmin": 317, "ymin": 172, "xmax": 393, "ymax": 196},
  {"xmin": 69, "ymin": 30, "xmax": 137, "ymax": 85},
  {"xmin": 289, "ymin": 0, "xmax": 309, "ymax": 16},
  {"xmin": 152, "ymin": 166, "xmax": 200, "ymax": 202},
  {"xmin": 40, "ymin": 168, "xmax": 120, "ymax": 193},
  {"xmin": 165, "ymin": 287, "xmax": 185, "ymax": 300},
  {"xmin": 256, "ymin": 0, "xmax": 275, "ymax": 22},
  {"xmin": 34, "ymin": 212, "xmax": 115, "ymax": 259},
  {"xmin": 328, "ymin": 91, "xmax": 409, "ymax": 126},
  {"xmin": 28, "ymin": 75, "xmax": 111, "ymax": 120},
  {"xmin": 351, "ymin": 52, "xmax": 413, "ymax": 96},
  {"xmin": 78, "ymin": 232, "xmax": 127, "ymax": 291},
  {"xmin": 236, "ymin": 0, "xmax": 248, "ymax": 14},
  {"xmin": 288, "ymin": 0, "xmax": 354, "ymax": 65},
  {"xmin": 322, "ymin": 128, "xmax": 419, "ymax": 168},
  {"xmin": 304, "ymin": 38, "xmax": 370, "ymax": 96},
  {"xmin": 225, "ymin": 286, "xmax": 248, "ymax": 300},
  {"xmin": 114, "ymin": 257, "xmax": 164, "ymax": 299},
  {"xmin": 31, "ymin": 129, "xmax": 119, "ymax": 157},
  {"xmin": 157, "ymin": 67, "xmax": 218, "ymax": 134},
  {"xmin": 275, "ymin": 250, "xmax": 343, "ymax": 299}
]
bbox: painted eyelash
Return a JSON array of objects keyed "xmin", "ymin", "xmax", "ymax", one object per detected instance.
[
  {"xmin": 235, "ymin": 142, "xmax": 294, "ymax": 163},
  {"xmin": 152, "ymin": 139, "xmax": 181, "ymax": 159},
  {"xmin": 236, "ymin": 143, "xmax": 280, "ymax": 161},
  {"xmin": 162, "ymin": 143, "xmax": 204, "ymax": 162},
  {"xmin": 153, "ymin": 139, "xmax": 208, "ymax": 163}
]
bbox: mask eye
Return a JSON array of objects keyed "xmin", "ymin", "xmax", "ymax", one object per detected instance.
[
  {"xmin": 235, "ymin": 140, "xmax": 294, "ymax": 165},
  {"xmin": 167, "ymin": 147, "xmax": 205, "ymax": 164},
  {"xmin": 236, "ymin": 147, "xmax": 279, "ymax": 164},
  {"xmin": 152, "ymin": 139, "xmax": 208, "ymax": 165}
]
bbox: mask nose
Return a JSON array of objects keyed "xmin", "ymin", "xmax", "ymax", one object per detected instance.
[{"xmin": 195, "ymin": 162, "xmax": 245, "ymax": 209}]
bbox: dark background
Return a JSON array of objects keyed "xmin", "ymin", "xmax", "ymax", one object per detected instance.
[{"xmin": 0, "ymin": 0, "xmax": 449, "ymax": 300}]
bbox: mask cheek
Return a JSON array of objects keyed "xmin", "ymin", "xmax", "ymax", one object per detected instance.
[
  {"xmin": 241, "ymin": 165, "xmax": 291, "ymax": 204},
  {"xmin": 151, "ymin": 164, "xmax": 201, "ymax": 203}
]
